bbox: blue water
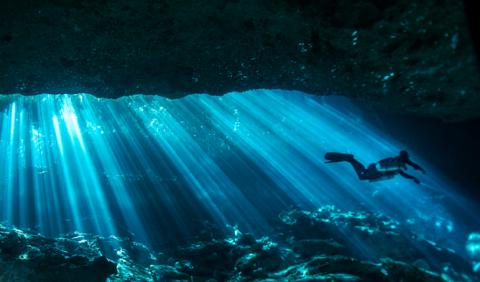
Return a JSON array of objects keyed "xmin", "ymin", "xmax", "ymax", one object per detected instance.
[{"xmin": 0, "ymin": 89, "xmax": 478, "ymax": 261}]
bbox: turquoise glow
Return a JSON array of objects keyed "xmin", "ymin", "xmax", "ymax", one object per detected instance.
[{"xmin": 0, "ymin": 90, "xmax": 477, "ymax": 253}]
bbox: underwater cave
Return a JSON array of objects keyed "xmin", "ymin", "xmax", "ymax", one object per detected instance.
[{"xmin": 1, "ymin": 0, "xmax": 480, "ymax": 281}]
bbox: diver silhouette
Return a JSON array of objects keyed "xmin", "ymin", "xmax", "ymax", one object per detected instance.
[{"xmin": 325, "ymin": 150, "xmax": 425, "ymax": 184}]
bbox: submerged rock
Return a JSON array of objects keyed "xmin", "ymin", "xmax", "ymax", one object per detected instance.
[
  {"xmin": 1, "ymin": 206, "xmax": 479, "ymax": 281},
  {"xmin": 0, "ymin": 225, "xmax": 117, "ymax": 282},
  {"xmin": 276, "ymin": 207, "xmax": 474, "ymax": 277},
  {"xmin": 0, "ymin": 0, "xmax": 479, "ymax": 120}
]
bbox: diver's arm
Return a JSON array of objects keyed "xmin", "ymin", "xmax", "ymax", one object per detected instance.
[
  {"xmin": 398, "ymin": 170, "xmax": 421, "ymax": 184},
  {"xmin": 406, "ymin": 159, "xmax": 426, "ymax": 174}
]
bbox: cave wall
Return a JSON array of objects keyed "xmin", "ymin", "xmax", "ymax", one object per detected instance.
[{"xmin": 0, "ymin": 0, "xmax": 479, "ymax": 120}]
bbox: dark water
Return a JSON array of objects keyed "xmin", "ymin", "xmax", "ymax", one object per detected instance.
[
  {"xmin": 0, "ymin": 90, "xmax": 479, "ymax": 280},
  {"xmin": 368, "ymin": 114, "xmax": 480, "ymax": 201}
]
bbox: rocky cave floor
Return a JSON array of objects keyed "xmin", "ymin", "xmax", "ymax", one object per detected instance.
[{"xmin": 1, "ymin": 206, "xmax": 478, "ymax": 282}]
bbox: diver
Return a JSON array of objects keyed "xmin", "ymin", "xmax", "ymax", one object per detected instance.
[{"xmin": 324, "ymin": 150, "xmax": 425, "ymax": 184}]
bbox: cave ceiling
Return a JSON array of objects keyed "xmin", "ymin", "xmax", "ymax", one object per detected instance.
[{"xmin": 0, "ymin": 0, "xmax": 479, "ymax": 120}]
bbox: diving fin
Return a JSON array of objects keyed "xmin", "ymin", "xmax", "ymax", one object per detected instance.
[{"xmin": 324, "ymin": 152, "xmax": 354, "ymax": 163}]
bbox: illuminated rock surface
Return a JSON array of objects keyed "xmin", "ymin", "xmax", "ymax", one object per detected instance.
[
  {"xmin": 1, "ymin": 0, "xmax": 479, "ymax": 120},
  {"xmin": 1, "ymin": 206, "xmax": 477, "ymax": 281},
  {"xmin": 0, "ymin": 225, "xmax": 116, "ymax": 281}
]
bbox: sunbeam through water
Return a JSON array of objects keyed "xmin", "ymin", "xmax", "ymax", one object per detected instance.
[{"xmin": 0, "ymin": 89, "xmax": 478, "ymax": 276}]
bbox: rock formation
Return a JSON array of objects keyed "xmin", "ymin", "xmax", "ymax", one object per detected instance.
[
  {"xmin": 1, "ymin": 0, "xmax": 479, "ymax": 120},
  {"xmin": 2, "ymin": 206, "xmax": 478, "ymax": 281}
]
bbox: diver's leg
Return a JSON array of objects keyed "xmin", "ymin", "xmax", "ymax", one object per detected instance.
[
  {"xmin": 341, "ymin": 156, "xmax": 369, "ymax": 179},
  {"xmin": 398, "ymin": 170, "xmax": 420, "ymax": 184},
  {"xmin": 324, "ymin": 152, "xmax": 370, "ymax": 180},
  {"xmin": 350, "ymin": 162, "xmax": 370, "ymax": 180}
]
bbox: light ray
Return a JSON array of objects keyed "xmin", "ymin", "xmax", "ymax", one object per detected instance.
[{"xmin": 0, "ymin": 90, "xmax": 476, "ymax": 258}]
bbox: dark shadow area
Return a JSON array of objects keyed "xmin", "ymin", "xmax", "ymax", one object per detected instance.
[
  {"xmin": 464, "ymin": 0, "xmax": 480, "ymax": 65},
  {"xmin": 365, "ymin": 113, "xmax": 480, "ymax": 202}
]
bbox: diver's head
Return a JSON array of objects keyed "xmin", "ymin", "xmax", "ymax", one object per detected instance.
[{"xmin": 399, "ymin": 150, "xmax": 409, "ymax": 159}]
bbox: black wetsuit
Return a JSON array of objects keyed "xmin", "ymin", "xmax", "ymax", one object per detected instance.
[{"xmin": 325, "ymin": 152, "xmax": 425, "ymax": 184}]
